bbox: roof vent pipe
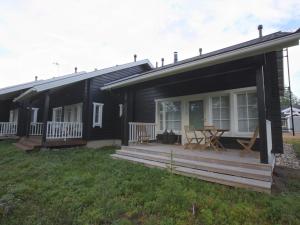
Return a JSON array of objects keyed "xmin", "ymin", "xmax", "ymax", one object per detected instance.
[
  {"xmin": 75, "ymin": 67, "xmax": 77, "ymax": 73},
  {"xmin": 134, "ymin": 54, "xmax": 137, "ymax": 62},
  {"xmin": 258, "ymin": 24, "xmax": 263, "ymax": 38},
  {"xmin": 199, "ymin": 48, "xmax": 202, "ymax": 56},
  {"xmin": 161, "ymin": 58, "xmax": 164, "ymax": 67},
  {"xmin": 155, "ymin": 62, "xmax": 158, "ymax": 68},
  {"xmin": 35, "ymin": 76, "xmax": 38, "ymax": 81},
  {"xmin": 174, "ymin": 52, "xmax": 178, "ymax": 63}
]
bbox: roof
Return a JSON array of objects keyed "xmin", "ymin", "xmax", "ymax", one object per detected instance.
[
  {"xmin": 102, "ymin": 28, "xmax": 300, "ymax": 90},
  {"xmin": 13, "ymin": 59, "xmax": 152, "ymax": 102}
]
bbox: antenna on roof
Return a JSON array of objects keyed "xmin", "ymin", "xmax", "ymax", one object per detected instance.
[
  {"xmin": 161, "ymin": 58, "xmax": 164, "ymax": 67},
  {"xmin": 35, "ymin": 76, "xmax": 38, "ymax": 81},
  {"xmin": 134, "ymin": 54, "xmax": 137, "ymax": 62},
  {"xmin": 75, "ymin": 67, "xmax": 78, "ymax": 73},
  {"xmin": 156, "ymin": 62, "xmax": 158, "ymax": 68}
]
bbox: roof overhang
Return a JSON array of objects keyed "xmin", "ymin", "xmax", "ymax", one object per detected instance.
[
  {"xmin": 13, "ymin": 59, "xmax": 153, "ymax": 102},
  {"xmin": 101, "ymin": 32, "xmax": 300, "ymax": 90}
]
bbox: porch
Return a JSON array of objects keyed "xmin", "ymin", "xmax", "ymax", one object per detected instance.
[{"xmin": 112, "ymin": 143, "xmax": 273, "ymax": 193}]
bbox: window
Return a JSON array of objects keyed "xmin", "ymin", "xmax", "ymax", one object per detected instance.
[
  {"xmin": 158, "ymin": 101, "xmax": 181, "ymax": 132},
  {"xmin": 119, "ymin": 104, "xmax": 123, "ymax": 117},
  {"xmin": 9, "ymin": 109, "xmax": 18, "ymax": 123},
  {"xmin": 31, "ymin": 108, "xmax": 39, "ymax": 123},
  {"xmin": 93, "ymin": 103, "xmax": 104, "ymax": 128},
  {"xmin": 212, "ymin": 96, "xmax": 230, "ymax": 129},
  {"xmin": 237, "ymin": 92, "xmax": 258, "ymax": 132},
  {"xmin": 52, "ymin": 107, "xmax": 63, "ymax": 122},
  {"xmin": 64, "ymin": 103, "xmax": 82, "ymax": 122}
]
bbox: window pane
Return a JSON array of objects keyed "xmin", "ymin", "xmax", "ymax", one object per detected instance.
[
  {"xmin": 221, "ymin": 120, "xmax": 230, "ymax": 130},
  {"xmin": 248, "ymin": 93, "xmax": 257, "ymax": 105},
  {"xmin": 221, "ymin": 108, "xmax": 230, "ymax": 119},
  {"xmin": 238, "ymin": 106, "xmax": 247, "ymax": 119},
  {"xmin": 221, "ymin": 96, "xmax": 229, "ymax": 107},
  {"xmin": 165, "ymin": 102, "xmax": 181, "ymax": 121},
  {"xmin": 212, "ymin": 109, "xmax": 220, "ymax": 119},
  {"xmin": 213, "ymin": 120, "xmax": 221, "ymax": 129},
  {"xmin": 249, "ymin": 119, "xmax": 258, "ymax": 132},
  {"xmin": 212, "ymin": 97, "xmax": 220, "ymax": 108},
  {"xmin": 237, "ymin": 94, "xmax": 246, "ymax": 106},
  {"xmin": 248, "ymin": 106, "xmax": 258, "ymax": 118},
  {"xmin": 95, "ymin": 106, "xmax": 99, "ymax": 123},
  {"xmin": 238, "ymin": 120, "xmax": 248, "ymax": 132}
]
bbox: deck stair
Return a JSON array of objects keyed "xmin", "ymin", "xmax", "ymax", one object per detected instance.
[
  {"xmin": 111, "ymin": 145, "xmax": 273, "ymax": 193},
  {"xmin": 14, "ymin": 136, "xmax": 42, "ymax": 152}
]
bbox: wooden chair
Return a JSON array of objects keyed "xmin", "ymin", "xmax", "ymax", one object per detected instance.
[
  {"xmin": 184, "ymin": 126, "xmax": 203, "ymax": 149},
  {"xmin": 137, "ymin": 124, "xmax": 150, "ymax": 144},
  {"xmin": 237, "ymin": 127, "xmax": 259, "ymax": 152}
]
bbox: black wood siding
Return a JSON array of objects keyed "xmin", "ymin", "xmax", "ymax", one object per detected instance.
[{"xmin": 87, "ymin": 64, "xmax": 151, "ymax": 140}]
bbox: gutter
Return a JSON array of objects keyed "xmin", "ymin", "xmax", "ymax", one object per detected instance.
[{"xmin": 101, "ymin": 32, "xmax": 300, "ymax": 90}]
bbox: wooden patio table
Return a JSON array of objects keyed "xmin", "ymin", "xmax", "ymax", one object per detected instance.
[{"xmin": 196, "ymin": 128, "xmax": 229, "ymax": 151}]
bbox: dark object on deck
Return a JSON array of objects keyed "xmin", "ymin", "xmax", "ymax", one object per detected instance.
[{"xmin": 168, "ymin": 130, "xmax": 177, "ymax": 144}]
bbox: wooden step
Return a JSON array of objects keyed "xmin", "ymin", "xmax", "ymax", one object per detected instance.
[
  {"xmin": 111, "ymin": 154, "xmax": 271, "ymax": 193},
  {"xmin": 116, "ymin": 150, "xmax": 272, "ymax": 181},
  {"xmin": 122, "ymin": 146, "xmax": 271, "ymax": 171},
  {"xmin": 13, "ymin": 143, "xmax": 37, "ymax": 152}
]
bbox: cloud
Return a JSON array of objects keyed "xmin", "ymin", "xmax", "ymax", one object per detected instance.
[{"xmin": 0, "ymin": 0, "xmax": 299, "ymax": 95}]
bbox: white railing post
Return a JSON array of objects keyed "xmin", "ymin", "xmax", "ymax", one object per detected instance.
[{"xmin": 128, "ymin": 122, "xmax": 156, "ymax": 143}]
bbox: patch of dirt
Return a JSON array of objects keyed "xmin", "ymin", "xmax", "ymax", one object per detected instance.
[{"xmin": 272, "ymin": 166, "xmax": 300, "ymax": 194}]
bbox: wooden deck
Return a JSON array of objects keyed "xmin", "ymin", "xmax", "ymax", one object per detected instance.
[{"xmin": 112, "ymin": 143, "xmax": 273, "ymax": 193}]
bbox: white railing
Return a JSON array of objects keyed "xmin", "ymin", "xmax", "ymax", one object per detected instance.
[
  {"xmin": 0, "ymin": 122, "xmax": 17, "ymax": 136},
  {"xmin": 29, "ymin": 122, "xmax": 44, "ymax": 136},
  {"xmin": 129, "ymin": 122, "xmax": 156, "ymax": 143},
  {"xmin": 46, "ymin": 122, "xmax": 83, "ymax": 140}
]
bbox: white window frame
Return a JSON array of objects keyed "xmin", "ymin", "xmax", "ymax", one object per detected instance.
[
  {"xmin": 63, "ymin": 103, "xmax": 82, "ymax": 122},
  {"xmin": 211, "ymin": 95, "xmax": 230, "ymax": 130},
  {"xmin": 93, "ymin": 102, "xmax": 104, "ymax": 128},
  {"xmin": 31, "ymin": 108, "xmax": 39, "ymax": 123},
  {"xmin": 52, "ymin": 107, "xmax": 63, "ymax": 122},
  {"xmin": 155, "ymin": 86, "xmax": 257, "ymax": 139},
  {"xmin": 157, "ymin": 101, "xmax": 182, "ymax": 133},
  {"xmin": 235, "ymin": 91, "xmax": 258, "ymax": 134},
  {"xmin": 9, "ymin": 109, "xmax": 18, "ymax": 123}
]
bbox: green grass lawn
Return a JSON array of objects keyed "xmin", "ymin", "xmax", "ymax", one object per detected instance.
[{"xmin": 0, "ymin": 141, "xmax": 299, "ymax": 225}]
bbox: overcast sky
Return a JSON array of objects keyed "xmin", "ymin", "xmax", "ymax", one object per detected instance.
[{"xmin": 0, "ymin": 0, "xmax": 299, "ymax": 95}]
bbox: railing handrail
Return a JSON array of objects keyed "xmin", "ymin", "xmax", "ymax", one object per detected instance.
[{"xmin": 129, "ymin": 122, "xmax": 156, "ymax": 125}]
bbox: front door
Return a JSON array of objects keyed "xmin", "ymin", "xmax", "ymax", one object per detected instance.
[{"xmin": 189, "ymin": 100, "xmax": 204, "ymax": 129}]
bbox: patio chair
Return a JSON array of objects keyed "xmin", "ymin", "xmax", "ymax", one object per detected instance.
[
  {"xmin": 236, "ymin": 126, "xmax": 259, "ymax": 153},
  {"xmin": 184, "ymin": 126, "xmax": 203, "ymax": 149},
  {"xmin": 137, "ymin": 124, "xmax": 150, "ymax": 144}
]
